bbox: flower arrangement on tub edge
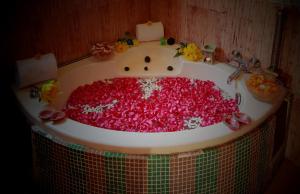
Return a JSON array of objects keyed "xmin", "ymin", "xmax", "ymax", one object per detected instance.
[
  {"xmin": 30, "ymin": 80, "xmax": 66, "ymax": 122},
  {"xmin": 174, "ymin": 42, "xmax": 204, "ymax": 62}
]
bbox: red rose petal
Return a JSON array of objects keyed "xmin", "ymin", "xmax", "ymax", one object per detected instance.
[
  {"xmin": 50, "ymin": 111, "xmax": 66, "ymax": 121},
  {"xmin": 39, "ymin": 109, "xmax": 55, "ymax": 120},
  {"xmin": 65, "ymin": 77, "xmax": 239, "ymax": 132}
]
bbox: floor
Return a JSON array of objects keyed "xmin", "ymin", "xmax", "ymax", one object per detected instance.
[
  {"xmin": 2, "ymin": 84, "xmax": 34, "ymax": 194},
  {"xmin": 265, "ymin": 159, "xmax": 300, "ymax": 194}
]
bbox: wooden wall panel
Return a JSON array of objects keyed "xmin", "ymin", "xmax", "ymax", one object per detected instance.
[
  {"xmin": 10, "ymin": 0, "xmax": 277, "ymax": 67},
  {"xmin": 279, "ymin": 8, "xmax": 300, "ymax": 93},
  {"xmin": 150, "ymin": 0, "xmax": 276, "ymax": 67},
  {"xmin": 150, "ymin": 0, "xmax": 187, "ymax": 41},
  {"xmin": 279, "ymin": 8, "xmax": 300, "ymax": 166},
  {"xmin": 11, "ymin": 0, "xmax": 150, "ymax": 65}
]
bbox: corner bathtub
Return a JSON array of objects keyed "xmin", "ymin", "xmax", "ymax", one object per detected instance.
[{"xmin": 15, "ymin": 42, "xmax": 286, "ymax": 193}]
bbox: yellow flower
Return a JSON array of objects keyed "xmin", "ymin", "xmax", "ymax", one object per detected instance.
[
  {"xmin": 40, "ymin": 80, "xmax": 59, "ymax": 103},
  {"xmin": 182, "ymin": 43, "xmax": 203, "ymax": 62},
  {"xmin": 115, "ymin": 42, "xmax": 129, "ymax": 53},
  {"xmin": 133, "ymin": 39, "xmax": 140, "ymax": 46}
]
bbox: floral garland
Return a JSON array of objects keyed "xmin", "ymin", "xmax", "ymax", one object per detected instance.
[
  {"xmin": 30, "ymin": 80, "xmax": 66, "ymax": 122},
  {"xmin": 90, "ymin": 42, "xmax": 114, "ymax": 60}
]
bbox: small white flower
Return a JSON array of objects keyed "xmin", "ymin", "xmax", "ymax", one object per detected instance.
[
  {"xmin": 190, "ymin": 78, "xmax": 197, "ymax": 86},
  {"xmin": 139, "ymin": 78, "xmax": 162, "ymax": 99},
  {"xmin": 82, "ymin": 100, "xmax": 118, "ymax": 114},
  {"xmin": 184, "ymin": 117, "xmax": 202, "ymax": 129}
]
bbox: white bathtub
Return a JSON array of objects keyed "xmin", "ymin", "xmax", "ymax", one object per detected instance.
[{"xmin": 14, "ymin": 41, "xmax": 285, "ymax": 154}]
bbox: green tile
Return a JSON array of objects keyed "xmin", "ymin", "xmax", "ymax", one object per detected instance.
[
  {"xmin": 148, "ymin": 155, "xmax": 170, "ymax": 194},
  {"xmin": 256, "ymin": 122, "xmax": 269, "ymax": 193},
  {"xmin": 67, "ymin": 143, "xmax": 86, "ymax": 151},
  {"xmin": 195, "ymin": 149, "xmax": 218, "ymax": 194},
  {"xmin": 104, "ymin": 151, "xmax": 126, "ymax": 194},
  {"xmin": 234, "ymin": 136, "xmax": 251, "ymax": 194}
]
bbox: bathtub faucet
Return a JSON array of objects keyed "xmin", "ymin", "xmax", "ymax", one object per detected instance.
[{"xmin": 227, "ymin": 50, "xmax": 261, "ymax": 84}]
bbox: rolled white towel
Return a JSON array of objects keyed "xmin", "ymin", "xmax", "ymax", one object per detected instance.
[
  {"xmin": 15, "ymin": 53, "xmax": 58, "ymax": 88},
  {"xmin": 136, "ymin": 21, "xmax": 164, "ymax": 42}
]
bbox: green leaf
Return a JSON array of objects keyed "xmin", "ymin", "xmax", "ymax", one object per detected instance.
[
  {"xmin": 174, "ymin": 52, "xmax": 182, "ymax": 57},
  {"xmin": 180, "ymin": 42, "xmax": 187, "ymax": 47},
  {"xmin": 160, "ymin": 37, "xmax": 167, "ymax": 45}
]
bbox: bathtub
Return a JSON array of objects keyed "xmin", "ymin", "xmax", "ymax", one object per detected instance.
[{"xmin": 15, "ymin": 41, "xmax": 286, "ymax": 193}]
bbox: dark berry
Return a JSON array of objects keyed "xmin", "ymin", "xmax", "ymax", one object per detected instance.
[
  {"xmin": 124, "ymin": 66, "xmax": 130, "ymax": 71},
  {"xmin": 167, "ymin": 66, "xmax": 174, "ymax": 71},
  {"xmin": 145, "ymin": 56, "xmax": 151, "ymax": 63},
  {"xmin": 167, "ymin": 37, "xmax": 175, "ymax": 45},
  {"xmin": 144, "ymin": 66, "xmax": 149, "ymax": 71},
  {"xmin": 127, "ymin": 39, "xmax": 133, "ymax": 45}
]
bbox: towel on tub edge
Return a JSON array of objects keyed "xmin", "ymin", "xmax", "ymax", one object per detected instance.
[
  {"xmin": 15, "ymin": 53, "xmax": 58, "ymax": 88},
  {"xmin": 136, "ymin": 21, "xmax": 164, "ymax": 42}
]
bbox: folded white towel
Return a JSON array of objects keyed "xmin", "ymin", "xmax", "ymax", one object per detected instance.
[
  {"xmin": 136, "ymin": 21, "xmax": 164, "ymax": 42},
  {"xmin": 15, "ymin": 53, "xmax": 58, "ymax": 88}
]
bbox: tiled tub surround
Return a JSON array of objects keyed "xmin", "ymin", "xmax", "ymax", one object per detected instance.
[
  {"xmin": 32, "ymin": 117, "xmax": 275, "ymax": 193},
  {"xmin": 15, "ymin": 42, "xmax": 286, "ymax": 192}
]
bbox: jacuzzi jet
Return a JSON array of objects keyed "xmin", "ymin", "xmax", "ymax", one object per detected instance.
[
  {"xmin": 124, "ymin": 66, "xmax": 130, "ymax": 71},
  {"xmin": 167, "ymin": 66, "xmax": 174, "ymax": 71},
  {"xmin": 144, "ymin": 66, "xmax": 149, "ymax": 71},
  {"xmin": 145, "ymin": 56, "xmax": 151, "ymax": 63}
]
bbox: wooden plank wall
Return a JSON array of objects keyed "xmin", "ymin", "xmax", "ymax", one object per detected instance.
[
  {"xmin": 279, "ymin": 8, "xmax": 300, "ymax": 166},
  {"xmin": 10, "ymin": 0, "xmax": 278, "ymax": 68},
  {"xmin": 150, "ymin": 0, "xmax": 277, "ymax": 68},
  {"xmin": 10, "ymin": 0, "xmax": 150, "ymax": 65}
]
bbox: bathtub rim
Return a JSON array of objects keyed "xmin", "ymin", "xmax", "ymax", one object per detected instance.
[
  {"xmin": 13, "ymin": 52, "xmax": 287, "ymax": 155},
  {"xmin": 27, "ymin": 90, "xmax": 284, "ymax": 155},
  {"xmin": 14, "ymin": 77, "xmax": 286, "ymax": 155}
]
